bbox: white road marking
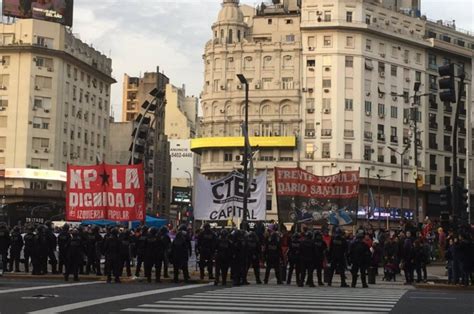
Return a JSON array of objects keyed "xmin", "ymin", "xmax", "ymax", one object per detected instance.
[
  {"xmin": 0, "ymin": 281, "xmax": 103, "ymax": 295},
  {"xmin": 408, "ymin": 296, "xmax": 457, "ymax": 300},
  {"xmin": 28, "ymin": 283, "xmax": 211, "ymax": 314}
]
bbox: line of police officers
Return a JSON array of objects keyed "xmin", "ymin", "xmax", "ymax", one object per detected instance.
[
  {"xmin": 1, "ymin": 221, "xmax": 372, "ymax": 288},
  {"xmin": 198, "ymin": 224, "xmax": 371, "ymax": 288}
]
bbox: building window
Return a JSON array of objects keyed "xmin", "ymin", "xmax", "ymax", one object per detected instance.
[
  {"xmin": 364, "ymin": 145, "xmax": 372, "ymax": 161},
  {"xmin": 345, "ymin": 99, "xmax": 353, "ymax": 111},
  {"xmin": 378, "ymin": 103, "xmax": 385, "ymax": 116},
  {"xmin": 428, "ymin": 54, "xmax": 437, "ymax": 69},
  {"xmin": 224, "ymin": 152, "xmax": 233, "ymax": 162},
  {"xmin": 346, "ymin": 36, "xmax": 354, "ymax": 48},
  {"xmin": 366, "ymin": 39, "xmax": 372, "ymax": 51},
  {"xmin": 268, "ymin": 19, "xmax": 272, "ymax": 25},
  {"xmin": 285, "ymin": 19, "xmax": 293, "ymax": 24},
  {"xmin": 365, "ymin": 101, "xmax": 372, "ymax": 114},
  {"xmin": 365, "ymin": 14, "xmax": 371, "ymax": 25},
  {"xmin": 415, "ymin": 71, "xmax": 421, "ymax": 82},
  {"xmin": 322, "ymin": 143, "xmax": 330, "ymax": 158},
  {"xmin": 306, "ymin": 59, "xmax": 315, "ymax": 67},
  {"xmin": 391, "ymin": 106, "xmax": 398, "ymax": 118},
  {"xmin": 35, "ymin": 76, "xmax": 52, "ymax": 89},
  {"xmin": 324, "ymin": 11, "xmax": 331, "ymax": 22},
  {"xmin": 322, "ymin": 98, "xmax": 331, "ymax": 112},
  {"xmin": 346, "ymin": 11, "xmax": 353, "ymax": 22},
  {"xmin": 322, "ymin": 79, "xmax": 331, "ymax": 88},
  {"xmin": 345, "ymin": 56, "xmax": 353, "ymax": 67},
  {"xmin": 282, "ymin": 77, "xmax": 293, "ymax": 89},
  {"xmin": 345, "ymin": 144, "xmax": 352, "ymax": 159},
  {"xmin": 323, "ymin": 36, "xmax": 332, "ymax": 47},
  {"xmin": 391, "ymin": 65, "xmax": 397, "ymax": 77},
  {"xmin": 345, "ymin": 77, "xmax": 353, "ymax": 89},
  {"xmin": 415, "ymin": 53, "xmax": 422, "ymax": 64},
  {"xmin": 286, "ymin": 34, "xmax": 295, "ymax": 42}
]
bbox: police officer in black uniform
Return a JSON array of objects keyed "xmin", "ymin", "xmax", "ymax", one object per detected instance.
[
  {"xmin": 170, "ymin": 225, "xmax": 191, "ymax": 283},
  {"xmin": 104, "ymin": 228, "xmax": 121, "ymax": 283},
  {"xmin": 144, "ymin": 227, "xmax": 159, "ymax": 283},
  {"xmin": 85, "ymin": 226, "xmax": 98, "ymax": 275},
  {"xmin": 93, "ymin": 226, "xmax": 103, "ymax": 276},
  {"xmin": 9, "ymin": 226, "xmax": 23, "ymax": 272},
  {"xmin": 196, "ymin": 223, "xmax": 216, "ymax": 280},
  {"xmin": 286, "ymin": 233, "xmax": 301, "ymax": 285},
  {"xmin": 300, "ymin": 231, "xmax": 316, "ymax": 287},
  {"xmin": 328, "ymin": 229, "xmax": 349, "ymax": 287},
  {"xmin": 313, "ymin": 231, "xmax": 327, "ymax": 286},
  {"xmin": 23, "ymin": 226, "xmax": 36, "ymax": 273},
  {"xmin": 58, "ymin": 224, "xmax": 71, "ymax": 274},
  {"xmin": 159, "ymin": 226, "xmax": 171, "ymax": 279},
  {"xmin": 0, "ymin": 223, "xmax": 10, "ymax": 272},
  {"xmin": 246, "ymin": 231, "xmax": 262, "ymax": 284},
  {"xmin": 37, "ymin": 225, "xmax": 49, "ymax": 275},
  {"xmin": 349, "ymin": 230, "xmax": 370, "ymax": 288},
  {"xmin": 214, "ymin": 229, "xmax": 232, "ymax": 286},
  {"xmin": 65, "ymin": 228, "xmax": 83, "ymax": 281},
  {"xmin": 45, "ymin": 221, "xmax": 58, "ymax": 274},
  {"xmin": 119, "ymin": 227, "xmax": 132, "ymax": 277},
  {"xmin": 264, "ymin": 232, "xmax": 283, "ymax": 284},
  {"xmin": 135, "ymin": 226, "xmax": 148, "ymax": 277}
]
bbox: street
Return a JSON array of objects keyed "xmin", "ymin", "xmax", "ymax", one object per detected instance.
[{"xmin": 0, "ymin": 276, "xmax": 472, "ymax": 314}]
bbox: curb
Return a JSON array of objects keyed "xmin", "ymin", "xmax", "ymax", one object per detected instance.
[{"xmin": 415, "ymin": 283, "xmax": 474, "ymax": 291}]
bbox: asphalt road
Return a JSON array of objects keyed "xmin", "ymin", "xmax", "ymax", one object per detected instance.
[{"xmin": 0, "ymin": 277, "xmax": 472, "ymax": 313}]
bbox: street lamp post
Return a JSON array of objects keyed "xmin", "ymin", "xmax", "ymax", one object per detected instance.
[
  {"xmin": 237, "ymin": 74, "xmax": 249, "ymax": 225},
  {"xmin": 388, "ymin": 145, "xmax": 410, "ymax": 220}
]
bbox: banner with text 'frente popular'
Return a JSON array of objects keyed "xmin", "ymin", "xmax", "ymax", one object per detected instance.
[
  {"xmin": 66, "ymin": 163, "xmax": 145, "ymax": 222},
  {"xmin": 275, "ymin": 168, "xmax": 360, "ymax": 226}
]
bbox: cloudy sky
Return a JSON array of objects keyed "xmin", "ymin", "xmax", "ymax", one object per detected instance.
[{"xmin": 2, "ymin": 0, "xmax": 473, "ymax": 120}]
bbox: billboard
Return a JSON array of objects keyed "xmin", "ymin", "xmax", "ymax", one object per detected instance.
[
  {"xmin": 172, "ymin": 186, "xmax": 191, "ymax": 204},
  {"xmin": 170, "ymin": 139, "xmax": 193, "ymax": 180},
  {"xmin": 2, "ymin": 0, "xmax": 74, "ymax": 27},
  {"xmin": 275, "ymin": 168, "xmax": 360, "ymax": 226},
  {"xmin": 66, "ymin": 163, "xmax": 145, "ymax": 222}
]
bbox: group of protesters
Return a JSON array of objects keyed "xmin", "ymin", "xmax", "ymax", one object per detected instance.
[{"xmin": 0, "ymin": 218, "xmax": 473, "ymax": 287}]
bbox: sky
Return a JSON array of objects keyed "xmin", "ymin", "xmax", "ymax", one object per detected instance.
[{"xmin": 1, "ymin": 0, "xmax": 473, "ymax": 120}]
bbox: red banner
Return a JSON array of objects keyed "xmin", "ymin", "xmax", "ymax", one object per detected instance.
[
  {"xmin": 274, "ymin": 168, "xmax": 360, "ymax": 225},
  {"xmin": 66, "ymin": 163, "xmax": 145, "ymax": 222}
]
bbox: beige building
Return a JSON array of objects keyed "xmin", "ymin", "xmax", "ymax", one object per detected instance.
[
  {"xmin": 0, "ymin": 19, "xmax": 114, "ymax": 223},
  {"xmin": 192, "ymin": 0, "xmax": 473, "ymax": 222}
]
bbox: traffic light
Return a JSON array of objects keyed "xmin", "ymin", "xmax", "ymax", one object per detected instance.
[
  {"xmin": 458, "ymin": 184, "xmax": 469, "ymax": 213},
  {"xmin": 438, "ymin": 63, "xmax": 456, "ymax": 103},
  {"xmin": 440, "ymin": 185, "xmax": 452, "ymax": 211}
]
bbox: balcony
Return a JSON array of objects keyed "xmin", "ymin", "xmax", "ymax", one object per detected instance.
[
  {"xmin": 377, "ymin": 155, "xmax": 384, "ymax": 163},
  {"xmin": 321, "ymin": 129, "xmax": 332, "ymax": 137},
  {"xmin": 403, "ymin": 159, "xmax": 410, "ymax": 166},
  {"xmin": 429, "ymin": 142, "xmax": 438, "ymax": 150},
  {"xmin": 390, "ymin": 156, "xmax": 397, "ymax": 164},
  {"xmin": 403, "ymin": 137, "xmax": 410, "ymax": 145},
  {"xmin": 364, "ymin": 131, "xmax": 373, "ymax": 140},
  {"xmin": 344, "ymin": 130, "xmax": 354, "ymax": 138},
  {"xmin": 322, "ymin": 151, "xmax": 331, "ymax": 159},
  {"xmin": 459, "ymin": 127, "xmax": 466, "ymax": 134},
  {"xmin": 459, "ymin": 147, "xmax": 467, "ymax": 154},
  {"xmin": 390, "ymin": 136, "xmax": 398, "ymax": 143},
  {"xmin": 430, "ymin": 164, "xmax": 438, "ymax": 171},
  {"xmin": 444, "ymin": 125, "xmax": 453, "ymax": 132},
  {"xmin": 344, "ymin": 152, "xmax": 353, "ymax": 159},
  {"xmin": 429, "ymin": 101, "xmax": 438, "ymax": 110},
  {"xmin": 305, "ymin": 129, "xmax": 316, "ymax": 138},
  {"xmin": 377, "ymin": 133, "xmax": 386, "ymax": 142},
  {"xmin": 444, "ymin": 145, "xmax": 453, "ymax": 151},
  {"xmin": 429, "ymin": 123, "xmax": 438, "ymax": 130},
  {"xmin": 305, "ymin": 152, "xmax": 314, "ymax": 160},
  {"xmin": 444, "ymin": 104, "xmax": 453, "ymax": 113}
]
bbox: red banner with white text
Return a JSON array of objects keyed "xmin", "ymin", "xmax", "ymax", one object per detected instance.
[{"xmin": 66, "ymin": 163, "xmax": 145, "ymax": 221}]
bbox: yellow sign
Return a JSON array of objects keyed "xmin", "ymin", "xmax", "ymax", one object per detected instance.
[
  {"xmin": 191, "ymin": 136, "xmax": 296, "ymax": 151},
  {"xmin": 417, "ymin": 175, "xmax": 424, "ymax": 188}
]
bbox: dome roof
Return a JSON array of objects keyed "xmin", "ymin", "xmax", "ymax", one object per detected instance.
[{"xmin": 217, "ymin": 0, "xmax": 244, "ymax": 23}]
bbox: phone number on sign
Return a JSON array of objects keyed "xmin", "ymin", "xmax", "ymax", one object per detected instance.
[{"xmin": 171, "ymin": 152, "xmax": 192, "ymax": 158}]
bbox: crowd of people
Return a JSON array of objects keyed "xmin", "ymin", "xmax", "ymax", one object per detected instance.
[{"xmin": 0, "ymin": 219, "xmax": 473, "ymax": 287}]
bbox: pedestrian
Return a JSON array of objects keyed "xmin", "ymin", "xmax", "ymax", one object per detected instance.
[
  {"xmin": 65, "ymin": 228, "xmax": 82, "ymax": 282},
  {"xmin": 9, "ymin": 226, "xmax": 23, "ymax": 273},
  {"xmin": 170, "ymin": 225, "xmax": 191, "ymax": 283},
  {"xmin": 313, "ymin": 231, "xmax": 327, "ymax": 286},
  {"xmin": 263, "ymin": 232, "xmax": 283, "ymax": 284},
  {"xmin": 214, "ymin": 229, "xmax": 232, "ymax": 286},
  {"xmin": 437, "ymin": 227, "xmax": 446, "ymax": 261},
  {"xmin": 348, "ymin": 230, "xmax": 370, "ymax": 288},
  {"xmin": 0, "ymin": 223, "xmax": 11, "ymax": 272},
  {"xmin": 401, "ymin": 231, "xmax": 415, "ymax": 284},
  {"xmin": 104, "ymin": 228, "xmax": 121, "ymax": 283},
  {"xmin": 196, "ymin": 223, "xmax": 216, "ymax": 280},
  {"xmin": 327, "ymin": 229, "xmax": 349, "ymax": 287},
  {"xmin": 246, "ymin": 231, "xmax": 262, "ymax": 284},
  {"xmin": 93, "ymin": 226, "xmax": 103, "ymax": 276},
  {"xmin": 144, "ymin": 227, "xmax": 160, "ymax": 283},
  {"xmin": 37, "ymin": 225, "xmax": 49, "ymax": 275}
]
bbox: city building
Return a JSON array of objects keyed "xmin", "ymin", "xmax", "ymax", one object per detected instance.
[
  {"xmin": 120, "ymin": 71, "xmax": 172, "ymax": 217},
  {"xmin": 165, "ymin": 84, "xmax": 199, "ymax": 221},
  {"xmin": 192, "ymin": 0, "xmax": 473, "ymax": 222},
  {"xmin": 0, "ymin": 19, "xmax": 115, "ymax": 223}
]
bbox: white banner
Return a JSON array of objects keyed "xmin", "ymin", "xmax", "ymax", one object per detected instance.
[{"xmin": 195, "ymin": 171, "xmax": 267, "ymax": 221}]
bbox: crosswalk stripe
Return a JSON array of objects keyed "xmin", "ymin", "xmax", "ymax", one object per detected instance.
[
  {"xmin": 144, "ymin": 301, "xmax": 393, "ymax": 311},
  {"xmin": 173, "ymin": 295, "xmax": 399, "ymax": 304},
  {"xmin": 124, "ymin": 304, "xmax": 388, "ymax": 313},
  {"xmin": 121, "ymin": 283, "xmax": 407, "ymax": 313}
]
